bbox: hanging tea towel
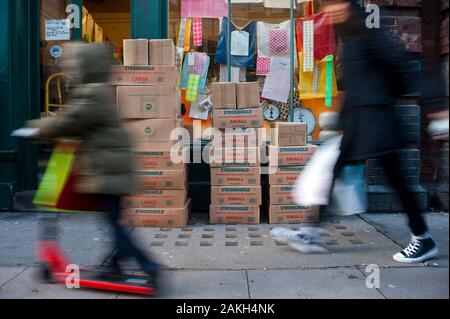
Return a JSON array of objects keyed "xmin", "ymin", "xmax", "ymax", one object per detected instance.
[
  {"xmin": 193, "ymin": 18, "xmax": 203, "ymax": 47},
  {"xmin": 303, "ymin": 20, "xmax": 314, "ymax": 72},
  {"xmin": 184, "ymin": 18, "xmax": 192, "ymax": 52}
]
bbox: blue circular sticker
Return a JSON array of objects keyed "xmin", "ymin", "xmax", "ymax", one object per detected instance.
[{"xmin": 50, "ymin": 45, "xmax": 63, "ymax": 58}]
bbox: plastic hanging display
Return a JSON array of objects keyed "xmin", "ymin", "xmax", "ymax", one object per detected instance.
[
  {"xmin": 180, "ymin": 52, "xmax": 210, "ymax": 94},
  {"xmin": 215, "ymin": 17, "xmax": 257, "ymax": 68}
]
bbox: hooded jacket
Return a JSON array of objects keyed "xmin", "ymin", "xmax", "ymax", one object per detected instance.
[{"xmin": 29, "ymin": 43, "xmax": 135, "ymax": 196}]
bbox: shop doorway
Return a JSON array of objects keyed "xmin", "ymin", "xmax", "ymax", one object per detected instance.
[{"xmin": 40, "ymin": 0, "xmax": 131, "ymax": 117}]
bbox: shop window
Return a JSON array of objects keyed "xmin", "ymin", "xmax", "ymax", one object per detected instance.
[{"xmin": 169, "ymin": 0, "xmax": 342, "ymax": 142}]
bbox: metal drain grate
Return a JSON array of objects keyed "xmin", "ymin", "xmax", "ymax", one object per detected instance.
[
  {"xmin": 225, "ymin": 241, "xmax": 238, "ymax": 247},
  {"xmin": 151, "ymin": 241, "xmax": 164, "ymax": 247},
  {"xmin": 137, "ymin": 221, "xmax": 374, "ymax": 251}
]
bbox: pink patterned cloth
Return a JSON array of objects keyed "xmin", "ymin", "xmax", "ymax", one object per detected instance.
[
  {"xmin": 269, "ymin": 28, "xmax": 289, "ymax": 55},
  {"xmin": 256, "ymin": 56, "xmax": 271, "ymax": 75},
  {"xmin": 193, "ymin": 18, "xmax": 203, "ymax": 47}
]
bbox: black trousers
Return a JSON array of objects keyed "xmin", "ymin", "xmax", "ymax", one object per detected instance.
[
  {"xmin": 101, "ymin": 195, "xmax": 158, "ymax": 273},
  {"xmin": 332, "ymin": 152, "xmax": 428, "ymax": 236}
]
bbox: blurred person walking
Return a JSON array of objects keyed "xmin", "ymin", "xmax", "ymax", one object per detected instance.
[
  {"xmin": 27, "ymin": 43, "xmax": 161, "ymax": 282},
  {"xmin": 321, "ymin": 0, "xmax": 448, "ymax": 263}
]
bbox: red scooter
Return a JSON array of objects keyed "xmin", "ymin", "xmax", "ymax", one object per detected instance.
[{"xmin": 37, "ymin": 215, "xmax": 157, "ymax": 296}]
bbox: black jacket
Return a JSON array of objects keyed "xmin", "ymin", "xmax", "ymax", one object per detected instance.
[{"xmin": 337, "ymin": 16, "xmax": 446, "ymax": 161}]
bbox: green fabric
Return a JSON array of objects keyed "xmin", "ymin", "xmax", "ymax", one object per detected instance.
[
  {"xmin": 325, "ymin": 55, "xmax": 334, "ymax": 107},
  {"xmin": 185, "ymin": 74, "xmax": 200, "ymax": 102}
]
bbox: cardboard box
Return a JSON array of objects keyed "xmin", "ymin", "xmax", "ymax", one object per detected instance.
[
  {"xmin": 134, "ymin": 150, "xmax": 188, "ymax": 170},
  {"xmin": 123, "ymin": 189, "xmax": 187, "ymax": 208},
  {"xmin": 110, "ymin": 65, "xmax": 179, "ymax": 86},
  {"xmin": 123, "ymin": 39, "xmax": 149, "ymax": 66},
  {"xmin": 269, "ymin": 186, "xmax": 296, "ymax": 205},
  {"xmin": 124, "ymin": 119, "xmax": 181, "ymax": 151},
  {"xmin": 134, "ymin": 170, "xmax": 187, "ymax": 190},
  {"xmin": 269, "ymin": 205, "xmax": 320, "ymax": 224},
  {"xmin": 121, "ymin": 200, "xmax": 191, "ymax": 228},
  {"xmin": 210, "ymin": 205, "xmax": 260, "ymax": 225},
  {"xmin": 212, "ymin": 108, "xmax": 264, "ymax": 129},
  {"xmin": 222, "ymin": 128, "xmax": 264, "ymax": 147},
  {"xmin": 149, "ymin": 39, "xmax": 175, "ymax": 66},
  {"xmin": 268, "ymin": 145, "xmax": 319, "ymax": 166},
  {"xmin": 270, "ymin": 122, "xmax": 308, "ymax": 146},
  {"xmin": 211, "ymin": 186, "xmax": 262, "ymax": 205},
  {"xmin": 210, "ymin": 167, "xmax": 261, "ymax": 186},
  {"xmin": 268, "ymin": 166, "xmax": 305, "ymax": 185},
  {"xmin": 117, "ymin": 86, "xmax": 180, "ymax": 119},
  {"xmin": 208, "ymin": 147, "xmax": 261, "ymax": 167},
  {"xmin": 211, "ymin": 82, "xmax": 236, "ymax": 109},
  {"xmin": 236, "ymin": 82, "xmax": 260, "ymax": 109}
]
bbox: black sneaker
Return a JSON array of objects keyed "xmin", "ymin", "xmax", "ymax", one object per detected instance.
[{"xmin": 393, "ymin": 236, "xmax": 438, "ymax": 263}]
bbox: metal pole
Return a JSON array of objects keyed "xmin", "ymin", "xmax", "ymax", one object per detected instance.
[
  {"xmin": 227, "ymin": 0, "xmax": 231, "ymax": 82},
  {"xmin": 289, "ymin": 0, "xmax": 295, "ymax": 122}
]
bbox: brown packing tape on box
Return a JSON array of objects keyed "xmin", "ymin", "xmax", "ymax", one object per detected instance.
[
  {"xmin": 269, "ymin": 205, "xmax": 320, "ymax": 224},
  {"xmin": 212, "ymin": 108, "xmax": 264, "ymax": 129},
  {"xmin": 123, "ymin": 189, "xmax": 188, "ymax": 208},
  {"xmin": 210, "ymin": 205, "xmax": 260, "ymax": 225},
  {"xmin": 149, "ymin": 39, "xmax": 175, "ymax": 66},
  {"xmin": 123, "ymin": 39, "xmax": 149, "ymax": 66},
  {"xmin": 134, "ymin": 150, "xmax": 188, "ymax": 170},
  {"xmin": 210, "ymin": 166, "xmax": 261, "ymax": 186},
  {"xmin": 110, "ymin": 65, "xmax": 179, "ymax": 86},
  {"xmin": 268, "ymin": 186, "xmax": 296, "ymax": 205},
  {"xmin": 117, "ymin": 86, "xmax": 181, "ymax": 119},
  {"xmin": 124, "ymin": 119, "xmax": 182, "ymax": 151},
  {"xmin": 121, "ymin": 199, "xmax": 191, "ymax": 228},
  {"xmin": 208, "ymin": 147, "xmax": 261, "ymax": 168},
  {"xmin": 268, "ymin": 166, "xmax": 305, "ymax": 185},
  {"xmin": 211, "ymin": 82, "xmax": 236, "ymax": 109},
  {"xmin": 211, "ymin": 186, "xmax": 262, "ymax": 205},
  {"xmin": 268, "ymin": 145, "xmax": 319, "ymax": 166},
  {"xmin": 270, "ymin": 122, "xmax": 308, "ymax": 146},
  {"xmin": 236, "ymin": 82, "xmax": 260, "ymax": 109},
  {"xmin": 134, "ymin": 170, "xmax": 187, "ymax": 190}
]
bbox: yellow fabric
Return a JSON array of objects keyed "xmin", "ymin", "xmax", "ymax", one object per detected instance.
[
  {"xmin": 184, "ymin": 19, "xmax": 192, "ymax": 52},
  {"xmin": 33, "ymin": 143, "xmax": 75, "ymax": 208},
  {"xmin": 298, "ymin": 53, "xmax": 338, "ymax": 100}
]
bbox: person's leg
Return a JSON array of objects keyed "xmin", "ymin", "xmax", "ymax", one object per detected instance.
[
  {"xmin": 104, "ymin": 195, "xmax": 159, "ymax": 275},
  {"xmin": 378, "ymin": 153, "xmax": 438, "ymax": 263},
  {"xmin": 378, "ymin": 153, "xmax": 427, "ymax": 236}
]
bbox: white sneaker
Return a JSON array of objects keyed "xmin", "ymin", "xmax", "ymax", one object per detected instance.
[{"xmin": 271, "ymin": 227, "xmax": 329, "ymax": 254}]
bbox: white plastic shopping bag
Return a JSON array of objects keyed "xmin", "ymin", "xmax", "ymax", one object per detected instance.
[
  {"xmin": 293, "ymin": 136, "xmax": 342, "ymax": 206},
  {"xmin": 328, "ymin": 164, "xmax": 367, "ymax": 216}
]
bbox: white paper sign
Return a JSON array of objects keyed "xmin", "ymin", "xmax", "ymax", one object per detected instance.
[
  {"xmin": 231, "ymin": 31, "xmax": 250, "ymax": 57},
  {"xmin": 262, "ymin": 56, "xmax": 291, "ymax": 103},
  {"xmin": 45, "ymin": 20, "xmax": 71, "ymax": 41}
]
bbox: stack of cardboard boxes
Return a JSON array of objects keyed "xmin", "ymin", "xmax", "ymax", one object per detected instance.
[
  {"xmin": 267, "ymin": 123, "xmax": 320, "ymax": 224},
  {"xmin": 209, "ymin": 82, "xmax": 264, "ymax": 225},
  {"xmin": 111, "ymin": 39, "xmax": 191, "ymax": 228}
]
